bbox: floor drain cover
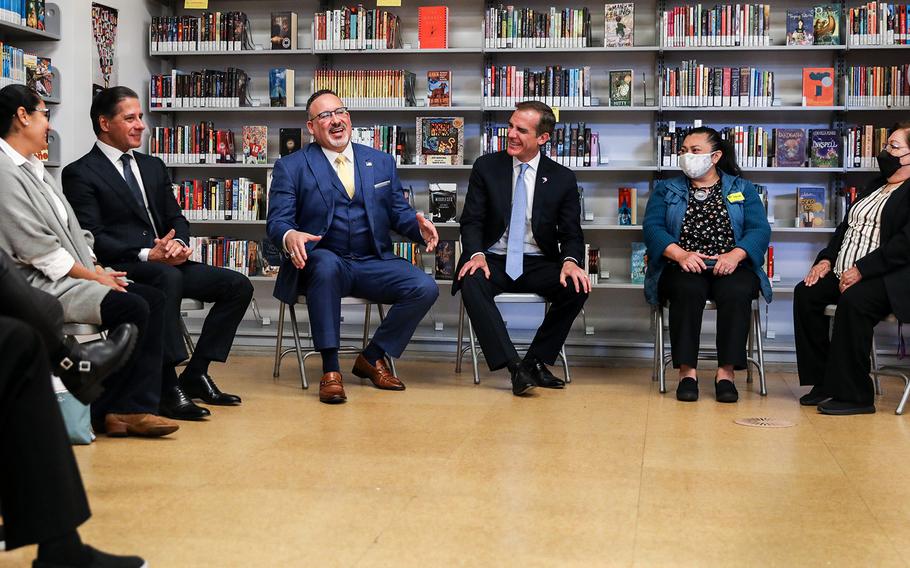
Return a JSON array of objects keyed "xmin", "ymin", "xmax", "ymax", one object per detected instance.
[{"xmin": 734, "ymin": 417, "xmax": 796, "ymax": 428}]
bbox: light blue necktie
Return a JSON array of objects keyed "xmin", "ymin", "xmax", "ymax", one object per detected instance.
[{"xmin": 506, "ymin": 163, "xmax": 530, "ymax": 280}]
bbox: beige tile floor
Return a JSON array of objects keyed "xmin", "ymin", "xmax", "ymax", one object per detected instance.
[{"xmin": 4, "ymin": 356, "xmax": 910, "ymax": 567}]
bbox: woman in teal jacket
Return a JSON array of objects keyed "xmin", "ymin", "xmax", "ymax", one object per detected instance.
[{"xmin": 643, "ymin": 127, "xmax": 771, "ymax": 403}]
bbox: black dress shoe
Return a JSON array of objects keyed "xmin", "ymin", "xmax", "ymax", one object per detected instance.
[
  {"xmin": 57, "ymin": 324, "xmax": 138, "ymax": 405},
  {"xmin": 159, "ymin": 385, "xmax": 210, "ymax": 420},
  {"xmin": 510, "ymin": 366, "xmax": 537, "ymax": 396},
  {"xmin": 32, "ymin": 544, "xmax": 147, "ymax": 568},
  {"xmin": 521, "ymin": 358, "xmax": 566, "ymax": 389},
  {"xmin": 179, "ymin": 372, "xmax": 242, "ymax": 405},
  {"xmin": 676, "ymin": 377, "xmax": 699, "ymax": 402},
  {"xmin": 817, "ymin": 399, "xmax": 876, "ymax": 415},
  {"xmin": 715, "ymin": 378, "xmax": 738, "ymax": 403},
  {"xmin": 799, "ymin": 386, "xmax": 830, "ymax": 406}
]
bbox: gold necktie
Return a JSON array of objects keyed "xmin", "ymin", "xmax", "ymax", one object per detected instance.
[{"xmin": 335, "ymin": 155, "xmax": 355, "ymax": 199}]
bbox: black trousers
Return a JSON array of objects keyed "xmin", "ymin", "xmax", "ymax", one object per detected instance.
[
  {"xmin": 460, "ymin": 254, "xmax": 588, "ymax": 371},
  {"xmin": 793, "ymin": 272, "xmax": 892, "ymax": 404},
  {"xmin": 92, "ymin": 284, "xmax": 166, "ymax": 420},
  {"xmin": 113, "ymin": 261, "xmax": 253, "ymax": 374},
  {"xmin": 0, "ymin": 317, "xmax": 91, "ymax": 550},
  {"xmin": 658, "ymin": 264, "xmax": 760, "ymax": 370}
]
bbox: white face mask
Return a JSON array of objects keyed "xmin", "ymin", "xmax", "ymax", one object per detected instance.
[{"xmin": 679, "ymin": 152, "xmax": 716, "ymax": 180}]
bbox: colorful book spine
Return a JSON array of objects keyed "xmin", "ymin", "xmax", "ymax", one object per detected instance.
[
  {"xmin": 313, "ymin": 8, "xmax": 402, "ymax": 51},
  {"xmin": 845, "ymin": 64, "xmax": 910, "ymax": 107},
  {"xmin": 312, "ymin": 68, "xmax": 416, "ymax": 108},
  {"xmin": 483, "ymin": 65, "xmax": 592, "ymax": 107},
  {"xmin": 661, "ymin": 4, "xmax": 771, "ymax": 47},
  {"xmin": 174, "ymin": 177, "xmax": 266, "ymax": 221},
  {"xmin": 484, "ymin": 6, "xmax": 592, "ymax": 49},
  {"xmin": 188, "ymin": 237, "xmax": 261, "ymax": 276},
  {"xmin": 661, "ymin": 61, "xmax": 773, "ymax": 107},
  {"xmin": 149, "ymin": 12, "xmax": 249, "ymax": 52}
]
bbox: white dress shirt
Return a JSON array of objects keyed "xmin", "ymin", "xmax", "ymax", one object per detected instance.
[
  {"xmin": 477, "ymin": 152, "xmax": 544, "ymax": 258},
  {"xmin": 95, "ymin": 139, "xmax": 172, "ymax": 261},
  {"xmin": 0, "ymin": 136, "xmax": 85, "ymax": 280},
  {"xmin": 282, "ymin": 143, "xmax": 356, "ymax": 251}
]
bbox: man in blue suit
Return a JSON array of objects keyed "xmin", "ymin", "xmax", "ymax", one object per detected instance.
[{"xmin": 267, "ymin": 90, "xmax": 439, "ymax": 404}]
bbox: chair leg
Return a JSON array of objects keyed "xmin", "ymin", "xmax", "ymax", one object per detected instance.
[
  {"xmin": 746, "ymin": 310, "xmax": 754, "ymax": 384},
  {"xmin": 287, "ymin": 305, "xmax": 308, "ymax": 390},
  {"xmin": 560, "ymin": 344, "xmax": 571, "ymax": 383},
  {"xmin": 651, "ymin": 307, "xmax": 659, "ymax": 382},
  {"xmin": 180, "ymin": 315, "xmax": 195, "ymax": 356},
  {"xmin": 362, "ymin": 304, "xmax": 372, "ymax": 350},
  {"xmin": 468, "ymin": 317, "xmax": 480, "ymax": 385},
  {"xmin": 897, "ymin": 375, "xmax": 910, "ymax": 415},
  {"xmin": 657, "ymin": 305, "xmax": 667, "ymax": 394},
  {"xmin": 455, "ymin": 298, "xmax": 465, "ymax": 373},
  {"xmin": 273, "ymin": 302, "xmax": 286, "ymax": 378},
  {"xmin": 375, "ymin": 303, "xmax": 397, "ymax": 376},
  {"xmin": 753, "ymin": 306, "xmax": 767, "ymax": 396},
  {"xmin": 871, "ymin": 334, "xmax": 883, "ymax": 396}
]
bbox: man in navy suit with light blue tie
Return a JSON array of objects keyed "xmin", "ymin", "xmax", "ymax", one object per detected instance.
[{"xmin": 267, "ymin": 90, "xmax": 439, "ymax": 404}]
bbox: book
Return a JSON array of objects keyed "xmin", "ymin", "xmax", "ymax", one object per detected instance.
[
  {"xmin": 428, "ymin": 183, "xmax": 457, "ymax": 222},
  {"xmin": 434, "ymin": 240, "xmax": 458, "ymax": 281},
  {"xmin": 604, "ymin": 3, "xmax": 634, "ymax": 47},
  {"xmin": 786, "ymin": 10, "xmax": 814, "ymax": 45},
  {"xmin": 36, "ymin": 57, "xmax": 52, "ymax": 98},
  {"xmin": 631, "ymin": 242, "xmax": 647, "ymax": 284},
  {"xmin": 587, "ymin": 247, "xmax": 600, "ymax": 277},
  {"xmin": 764, "ymin": 245, "xmax": 774, "ymax": 278},
  {"xmin": 279, "ymin": 128, "xmax": 303, "ymax": 157},
  {"xmin": 216, "ymin": 130, "xmax": 236, "ymax": 163},
  {"xmin": 798, "ymin": 186, "xmax": 827, "ymax": 227},
  {"xmin": 427, "ymin": 70, "xmax": 451, "ymax": 107},
  {"xmin": 242, "ymin": 126, "xmax": 267, "ymax": 164},
  {"xmin": 617, "ymin": 187, "xmax": 637, "ymax": 225},
  {"xmin": 808, "ymin": 129, "xmax": 840, "ymax": 168},
  {"xmin": 775, "ymin": 128, "xmax": 807, "ymax": 167},
  {"xmin": 270, "ymin": 12, "xmax": 298, "ymax": 50},
  {"xmin": 802, "ymin": 67, "xmax": 835, "ymax": 106},
  {"xmin": 416, "ymin": 117, "xmax": 464, "ymax": 165},
  {"xmin": 25, "ymin": 0, "xmax": 38, "ymax": 29},
  {"xmin": 418, "ymin": 6, "xmax": 448, "ymax": 49},
  {"xmin": 813, "ymin": 5, "xmax": 841, "ymax": 45},
  {"xmin": 269, "ymin": 68, "xmax": 295, "ymax": 108},
  {"xmin": 257, "ymin": 239, "xmax": 282, "ymax": 277},
  {"xmin": 609, "ymin": 69, "xmax": 633, "ymax": 106}
]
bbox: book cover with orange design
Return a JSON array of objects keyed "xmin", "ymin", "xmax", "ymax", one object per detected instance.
[
  {"xmin": 802, "ymin": 67, "xmax": 835, "ymax": 106},
  {"xmin": 418, "ymin": 6, "xmax": 448, "ymax": 49}
]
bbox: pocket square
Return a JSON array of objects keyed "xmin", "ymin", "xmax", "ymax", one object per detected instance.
[{"xmin": 374, "ymin": 180, "xmax": 391, "ymax": 189}]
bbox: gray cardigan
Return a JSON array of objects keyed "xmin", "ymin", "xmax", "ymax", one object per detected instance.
[{"xmin": 0, "ymin": 151, "xmax": 110, "ymax": 324}]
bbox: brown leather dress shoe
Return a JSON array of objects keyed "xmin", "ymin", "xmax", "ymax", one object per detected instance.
[
  {"xmin": 103, "ymin": 413, "xmax": 179, "ymax": 437},
  {"xmin": 352, "ymin": 354, "xmax": 406, "ymax": 390},
  {"xmin": 319, "ymin": 372, "xmax": 347, "ymax": 404}
]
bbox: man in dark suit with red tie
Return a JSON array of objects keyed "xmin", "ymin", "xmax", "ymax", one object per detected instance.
[
  {"xmin": 62, "ymin": 86, "xmax": 253, "ymax": 421},
  {"xmin": 455, "ymin": 101, "xmax": 590, "ymax": 396}
]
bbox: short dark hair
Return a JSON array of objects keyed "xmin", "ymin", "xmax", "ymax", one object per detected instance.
[
  {"xmin": 90, "ymin": 86, "xmax": 139, "ymax": 136},
  {"xmin": 890, "ymin": 121, "xmax": 910, "ymax": 146},
  {"xmin": 515, "ymin": 100, "xmax": 556, "ymax": 137},
  {"xmin": 306, "ymin": 89, "xmax": 339, "ymax": 117},
  {"xmin": 0, "ymin": 84, "xmax": 42, "ymax": 137}
]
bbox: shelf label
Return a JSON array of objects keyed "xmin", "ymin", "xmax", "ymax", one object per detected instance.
[
  {"xmin": 184, "ymin": 0, "xmax": 208, "ymax": 8},
  {"xmin": 377, "ymin": 0, "xmax": 401, "ymax": 5}
]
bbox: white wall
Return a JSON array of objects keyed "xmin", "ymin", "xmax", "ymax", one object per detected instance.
[{"xmin": 40, "ymin": 0, "xmax": 162, "ymax": 171}]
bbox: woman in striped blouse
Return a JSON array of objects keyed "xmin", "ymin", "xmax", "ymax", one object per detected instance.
[{"xmin": 794, "ymin": 121, "xmax": 910, "ymax": 415}]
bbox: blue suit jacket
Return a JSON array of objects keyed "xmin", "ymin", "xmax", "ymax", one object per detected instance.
[
  {"xmin": 642, "ymin": 173, "xmax": 772, "ymax": 306},
  {"xmin": 266, "ymin": 142, "xmax": 424, "ymax": 305}
]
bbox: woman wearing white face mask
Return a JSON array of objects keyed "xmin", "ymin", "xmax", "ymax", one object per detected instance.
[
  {"xmin": 794, "ymin": 122, "xmax": 910, "ymax": 415},
  {"xmin": 643, "ymin": 127, "xmax": 771, "ymax": 403}
]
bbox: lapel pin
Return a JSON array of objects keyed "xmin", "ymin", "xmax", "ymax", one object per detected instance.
[
  {"xmin": 365, "ymin": 161, "xmax": 373, "ymax": 166},
  {"xmin": 542, "ymin": 177, "xmax": 548, "ymax": 184}
]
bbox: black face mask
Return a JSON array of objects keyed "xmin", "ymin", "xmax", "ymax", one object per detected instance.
[{"xmin": 877, "ymin": 149, "xmax": 910, "ymax": 179}]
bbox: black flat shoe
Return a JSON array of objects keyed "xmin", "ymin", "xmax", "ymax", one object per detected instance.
[
  {"xmin": 715, "ymin": 378, "xmax": 739, "ymax": 403},
  {"xmin": 510, "ymin": 366, "xmax": 537, "ymax": 396},
  {"xmin": 799, "ymin": 386, "xmax": 830, "ymax": 406},
  {"xmin": 676, "ymin": 377, "xmax": 698, "ymax": 402},
  {"xmin": 159, "ymin": 385, "xmax": 210, "ymax": 420},
  {"xmin": 180, "ymin": 372, "xmax": 242, "ymax": 405},
  {"xmin": 817, "ymin": 399, "xmax": 876, "ymax": 415},
  {"xmin": 32, "ymin": 545, "xmax": 147, "ymax": 568},
  {"xmin": 521, "ymin": 358, "xmax": 566, "ymax": 389}
]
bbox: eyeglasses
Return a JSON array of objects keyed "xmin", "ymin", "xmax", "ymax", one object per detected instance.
[
  {"xmin": 309, "ymin": 107, "xmax": 348, "ymax": 122},
  {"xmin": 32, "ymin": 108, "xmax": 50, "ymax": 120},
  {"xmin": 883, "ymin": 142, "xmax": 906, "ymax": 152}
]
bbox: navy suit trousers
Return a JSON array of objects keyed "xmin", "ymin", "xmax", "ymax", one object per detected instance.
[{"xmin": 300, "ymin": 249, "xmax": 438, "ymax": 357}]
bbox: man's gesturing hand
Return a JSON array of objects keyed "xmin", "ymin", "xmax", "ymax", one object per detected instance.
[
  {"xmin": 285, "ymin": 230, "xmax": 323, "ymax": 269},
  {"xmin": 416, "ymin": 212, "xmax": 439, "ymax": 253}
]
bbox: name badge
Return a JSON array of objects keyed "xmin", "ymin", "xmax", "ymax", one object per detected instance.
[{"xmin": 727, "ymin": 192, "xmax": 744, "ymax": 203}]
